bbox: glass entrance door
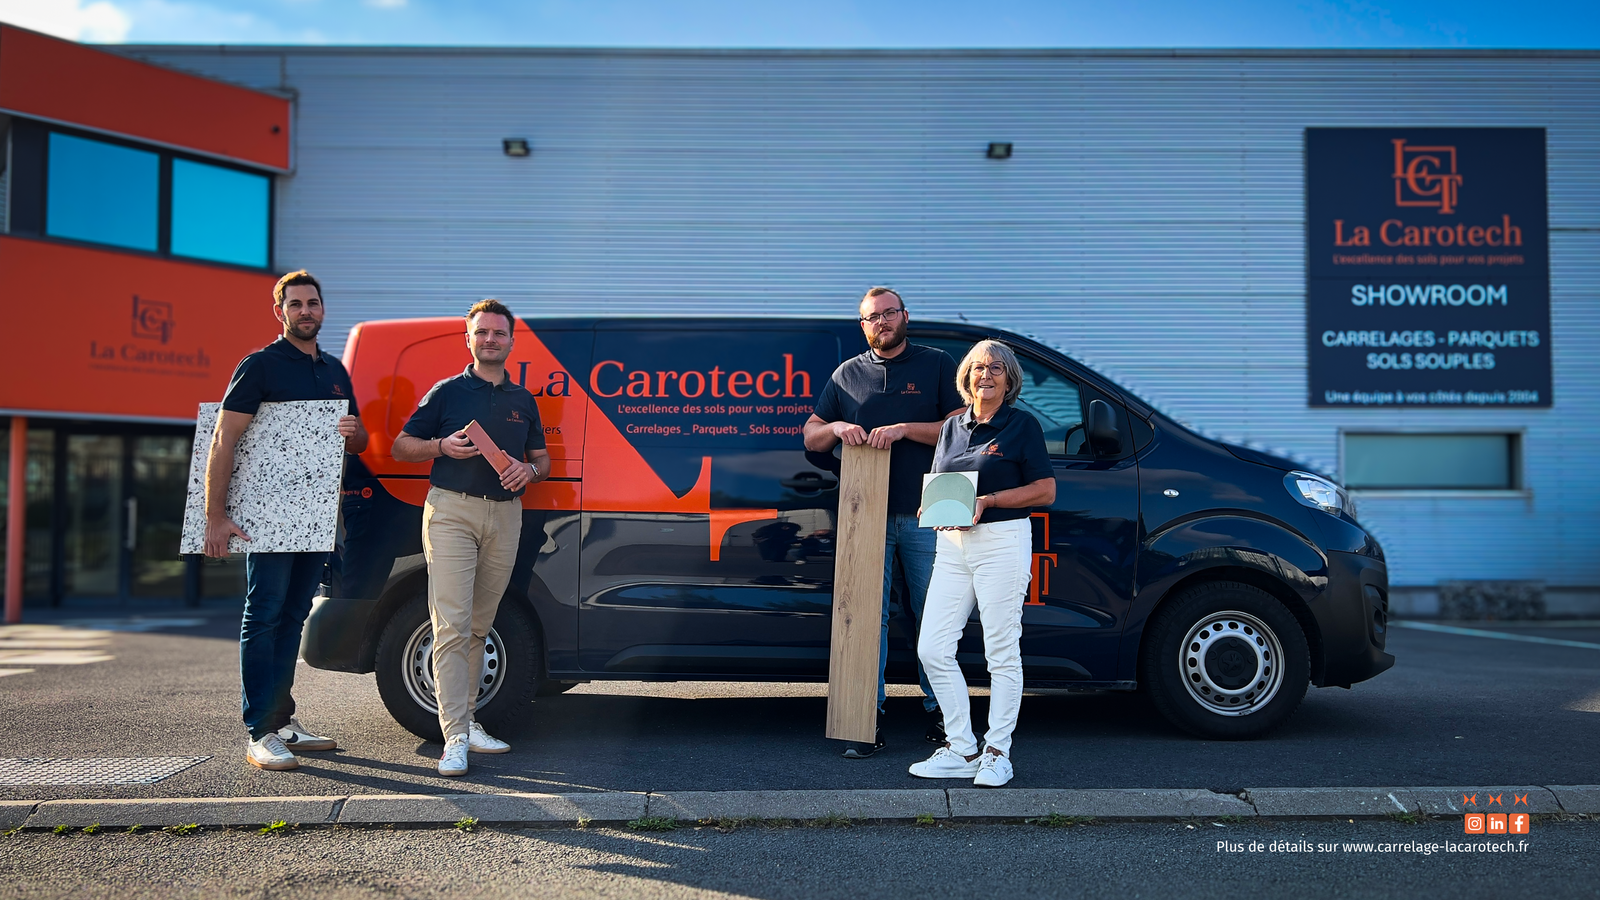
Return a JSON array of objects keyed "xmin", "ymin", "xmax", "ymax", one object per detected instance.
[
  {"xmin": 59, "ymin": 429, "xmax": 197, "ymax": 602},
  {"xmin": 64, "ymin": 434, "xmax": 124, "ymax": 597},
  {"xmin": 130, "ymin": 435, "xmax": 191, "ymax": 597}
]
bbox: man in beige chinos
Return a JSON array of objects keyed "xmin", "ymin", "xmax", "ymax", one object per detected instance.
[{"xmin": 391, "ymin": 299, "xmax": 550, "ymax": 776}]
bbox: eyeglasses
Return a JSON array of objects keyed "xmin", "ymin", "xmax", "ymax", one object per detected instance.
[
  {"xmin": 859, "ymin": 308, "xmax": 904, "ymax": 325},
  {"xmin": 972, "ymin": 363, "xmax": 1007, "ymax": 377}
]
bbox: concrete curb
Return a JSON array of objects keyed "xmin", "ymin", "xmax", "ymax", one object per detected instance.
[
  {"xmin": 9, "ymin": 786, "xmax": 1598, "ymax": 830},
  {"xmin": 949, "ymin": 788, "xmax": 1254, "ymax": 820},
  {"xmin": 647, "ymin": 790, "xmax": 948, "ymax": 821}
]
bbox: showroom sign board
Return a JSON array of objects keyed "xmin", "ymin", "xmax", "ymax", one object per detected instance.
[{"xmin": 1305, "ymin": 128, "xmax": 1550, "ymax": 408}]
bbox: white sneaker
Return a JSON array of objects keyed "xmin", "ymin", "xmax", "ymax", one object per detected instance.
[
  {"xmin": 438, "ymin": 734, "xmax": 470, "ymax": 776},
  {"xmin": 277, "ymin": 717, "xmax": 337, "ymax": 751},
  {"xmin": 974, "ymin": 750, "xmax": 1013, "ymax": 787},
  {"xmin": 247, "ymin": 733, "xmax": 299, "ymax": 771},
  {"xmin": 908, "ymin": 745, "xmax": 981, "ymax": 779},
  {"xmin": 468, "ymin": 721, "xmax": 510, "ymax": 754}
]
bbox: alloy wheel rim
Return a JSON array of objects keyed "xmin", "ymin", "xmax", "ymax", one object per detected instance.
[
  {"xmin": 400, "ymin": 622, "xmax": 506, "ymax": 715},
  {"xmin": 1177, "ymin": 610, "xmax": 1284, "ymax": 717}
]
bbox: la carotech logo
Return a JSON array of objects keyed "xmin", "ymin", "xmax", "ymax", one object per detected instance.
[
  {"xmin": 1393, "ymin": 138, "xmax": 1462, "ymax": 215},
  {"xmin": 508, "ymin": 410, "xmax": 522, "ymax": 423},
  {"xmin": 1460, "ymin": 793, "xmax": 1530, "ymax": 808},
  {"xmin": 589, "ymin": 353, "xmax": 813, "ymax": 400},
  {"xmin": 131, "ymin": 295, "xmax": 174, "ymax": 344}
]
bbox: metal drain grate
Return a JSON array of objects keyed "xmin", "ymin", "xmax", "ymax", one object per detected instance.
[{"xmin": 0, "ymin": 756, "xmax": 210, "ymax": 786}]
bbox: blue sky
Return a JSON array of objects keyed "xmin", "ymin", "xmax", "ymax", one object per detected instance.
[{"xmin": 4, "ymin": 0, "xmax": 1597, "ymax": 47}]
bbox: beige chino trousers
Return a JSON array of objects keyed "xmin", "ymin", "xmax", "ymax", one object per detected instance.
[{"xmin": 422, "ymin": 487, "xmax": 523, "ymax": 740}]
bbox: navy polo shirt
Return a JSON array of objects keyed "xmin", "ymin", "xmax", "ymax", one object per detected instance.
[
  {"xmin": 931, "ymin": 404, "xmax": 1054, "ymax": 523},
  {"xmin": 813, "ymin": 344, "xmax": 963, "ymax": 515},
  {"xmin": 402, "ymin": 366, "xmax": 546, "ymax": 501},
  {"xmin": 221, "ymin": 337, "xmax": 359, "ymax": 417}
]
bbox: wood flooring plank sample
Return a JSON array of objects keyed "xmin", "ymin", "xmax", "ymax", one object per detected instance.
[
  {"xmin": 826, "ymin": 443, "xmax": 892, "ymax": 743},
  {"xmin": 180, "ymin": 400, "xmax": 347, "ymax": 555}
]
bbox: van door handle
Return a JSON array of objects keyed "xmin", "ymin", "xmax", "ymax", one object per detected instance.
[{"xmin": 781, "ymin": 475, "xmax": 838, "ymax": 491}]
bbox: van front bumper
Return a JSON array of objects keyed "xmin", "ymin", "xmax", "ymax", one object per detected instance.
[
  {"xmin": 1314, "ymin": 550, "xmax": 1395, "ymax": 688},
  {"xmin": 300, "ymin": 596, "xmax": 379, "ymax": 673}
]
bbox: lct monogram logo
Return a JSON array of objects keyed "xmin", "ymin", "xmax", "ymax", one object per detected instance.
[
  {"xmin": 131, "ymin": 295, "xmax": 174, "ymax": 344},
  {"xmin": 1392, "ymin": 138, "xmax": 1462, "ymax": 214}
]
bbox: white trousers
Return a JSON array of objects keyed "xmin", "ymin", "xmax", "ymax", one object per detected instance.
[{"xmin": 916, "ymin": 518, "xmax": 1032, "ymax": 757}]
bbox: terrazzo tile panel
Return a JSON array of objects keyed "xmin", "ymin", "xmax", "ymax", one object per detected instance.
[{"xmin": 180, "ymin": 400, "xmax": 347, "ymax": 555}]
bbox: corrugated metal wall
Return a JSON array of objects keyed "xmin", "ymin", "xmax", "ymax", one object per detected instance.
[{"xmin": 125, "ymin": 47, "xmax": 1600, "ymax": 588}]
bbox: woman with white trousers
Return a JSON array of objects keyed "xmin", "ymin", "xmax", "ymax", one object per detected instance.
[{"xmin": 909, "ymin": 339, "xmax": 1055, "ymax": 788}]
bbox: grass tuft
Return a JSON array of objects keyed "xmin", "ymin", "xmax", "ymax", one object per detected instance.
[
  {"xmin": 454, "ymin": 817, "xmax": 479, "ymax": 833},
  {"xmin": 805, "ymin": 812, "xmax": 852, "ymax": 828},
  {"xmin": 575, "ymin": 816, "xmax": 592, "ymax": 829},
  {"xmin": 81, "ymin": 823, "xmax": 101, "ymax": 835},
  {"xmin": 1, "ymin": 826, "xmax": 22, "ymax": 838},
  {"xmin": 626, "ymin": 816, "xmax": 678, "ymax": 832},
  {"xmin": 51, "ymin": 825, "xmax": 72, "ymax": 835},
  {"xmin": 163, "ymin": 823, "xmax": 200, "ymax": 836},
  {"xmin": 1026, "ymin": 813, "xmax": 1094, "ymax": 828},
  {"xmin": 915, "ymin": 813, "xmax": 936, "ymax": 826},
  {"xmin": 259, "ymin": 820, "xmax": 290, "ymax": 835},
  {"xmin": 126, "ymin": 825, "xmax": 143, "ymax": 834},
  {"xmin": 1386, "ymin": 811, "xmax": 1427, "ymax": 825}
]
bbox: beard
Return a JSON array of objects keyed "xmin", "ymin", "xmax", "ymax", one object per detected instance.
[
  {"xmin": 867, "ymin": 320, "xmax": 907, "ymax": 353},
  {"xmin": 287, "ymin": 317, "xmax": 322, "ymax": 341}
]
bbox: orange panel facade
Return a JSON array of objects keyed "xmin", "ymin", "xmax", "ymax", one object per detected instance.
[
  {"xmin": 0, "ymin": 236, "xmax": 283, "ymax": 421},
  {"xmin": 0, "ymin": 25, "xmax": 290, "ymax": 170}
]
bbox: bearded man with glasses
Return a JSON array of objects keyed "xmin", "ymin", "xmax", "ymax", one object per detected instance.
[{"xmin": 803, "ymin": 287, "xmax": 965, "ymax": 758}]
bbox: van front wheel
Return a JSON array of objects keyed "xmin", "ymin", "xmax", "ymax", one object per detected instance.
[
  {"xmin": 373, "ymin": 593, "xmax": 542, "ymax": 742},
  {"xmin": 1141, "ymin": 581, "xmax": 1310, "ymax": 740}
]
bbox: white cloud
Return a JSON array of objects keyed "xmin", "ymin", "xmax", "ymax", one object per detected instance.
[{"xmin": 0, "ymin": 0, "xmax": 132, "ymax": 42}]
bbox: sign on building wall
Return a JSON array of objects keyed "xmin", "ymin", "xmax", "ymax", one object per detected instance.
[
  {"xmin": 0, "ymin": 237, "xmax": 280, "ymax": 421},
  {"xmin": 1306, "ymin": 128, "xmax": 1550, "ymax": 408}
]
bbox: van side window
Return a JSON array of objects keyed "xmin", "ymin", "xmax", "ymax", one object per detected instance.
[{"xmin": 1014, "ymin": 354, "xmax": 1087, "ymax": 458}]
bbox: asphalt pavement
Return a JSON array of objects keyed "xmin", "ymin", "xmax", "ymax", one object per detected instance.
[
  {"xmin": 3, "ymin": 819, "xmax": 1597, "ymax": 900},
  {"xmin": 1, "ymin": 606, "xmax": 1599, "ymax": 801}
]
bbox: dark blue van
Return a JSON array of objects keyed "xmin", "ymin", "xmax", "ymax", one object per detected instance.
[{"xmin": 304, "ymin": 316, "xmax": 1392, "ymax": 741}]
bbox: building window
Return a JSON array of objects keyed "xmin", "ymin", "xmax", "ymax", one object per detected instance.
[
  {"xmin": 1344, "ymin": 433, "xmax": 1520, "ymax": 490},
  {"xmin": 7, "ymin": 118, "xmax": 272, "ymax": 270},
  {"xmin": 46, "ymin": 132, "xmax": 160, "ymax": 252},
  {"xmin": 170, "ymin": 158, "xmax": 270, "ymax": 268}
]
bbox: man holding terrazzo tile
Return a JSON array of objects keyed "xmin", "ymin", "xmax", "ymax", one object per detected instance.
[
  {"xmin": 390, "ymin": 299, "xmax": 550, "ymax": 777},
  {"xmin": 205, "ymin": 270, "xmax": 368, "ymax": 772}
]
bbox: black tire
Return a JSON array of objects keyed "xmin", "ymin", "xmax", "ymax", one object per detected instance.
[
  {"xmin": 1140, "ymin": 581, "xmax": 1310, "ymax": 740},
  {"xmin": 373, "ymin": 592, "xmax": 544, "ymax": 742},
  {"xmin": 536, "ymin": 680, "xmax": 579, "ymax": 696}
]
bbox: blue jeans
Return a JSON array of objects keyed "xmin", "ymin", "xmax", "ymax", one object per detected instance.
[
  {"xmin": 878, "ymin": 514, "xmax": 940, "ymax": 714},
  {"xmin": 241, "ymin": 552, "xmax": 327, "ymax": 741}
]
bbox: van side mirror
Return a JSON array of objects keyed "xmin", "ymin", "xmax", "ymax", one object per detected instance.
[{"xmin": 1087, "ymin": 399, "xmax": 1123, "ymax": 456}]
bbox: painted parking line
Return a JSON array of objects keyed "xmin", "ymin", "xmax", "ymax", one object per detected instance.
[
  {"xmin": 0, "ymin": 625, "xmax": 115, "ymax": 671},
  {"xmin": 1393, "ymin": 620, "xmax": 1600, "ymax": 651}
]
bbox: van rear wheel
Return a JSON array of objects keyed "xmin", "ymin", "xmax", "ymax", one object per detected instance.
[
  {"xmin": 374, "ymin": 592, "xmax": 542, "ymax": 742},
  {"xmin": 1141, "ymin": 581, "xmax": 1309, "ymax": 740}
]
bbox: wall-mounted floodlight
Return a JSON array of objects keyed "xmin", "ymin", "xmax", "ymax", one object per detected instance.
[
  {"xmin": 503, "ymin": 138, "xmax": 531, "ymax": 157},
  {"xmin": 986, "ymin": 142, "xmax": 1013, "ymax": 160}
]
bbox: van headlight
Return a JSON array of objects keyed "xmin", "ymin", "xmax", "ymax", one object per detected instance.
[{"xmin": 1285, "ymin": 471, "xmax": 1350, "ymax": 516}]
